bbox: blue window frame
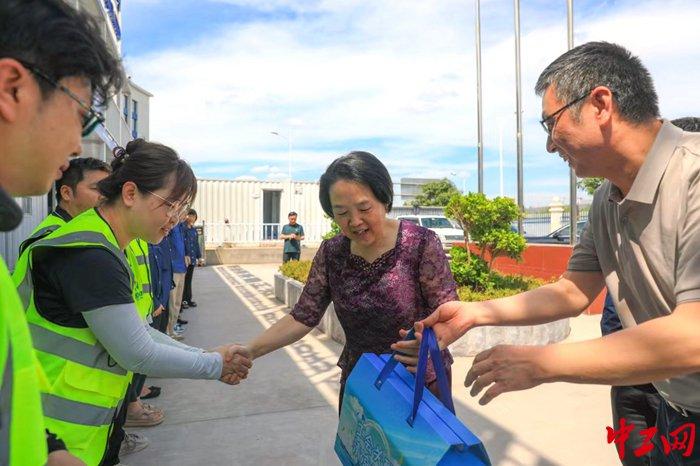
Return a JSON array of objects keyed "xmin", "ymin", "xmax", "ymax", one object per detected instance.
[{"xmin": 131, "ymin": 100, "xmax": 138, "ymax": 138}]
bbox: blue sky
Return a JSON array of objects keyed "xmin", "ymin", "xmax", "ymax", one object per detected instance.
[{"xmin": 121, "ymin": 0, "xmax": 700, "ymax": 206}]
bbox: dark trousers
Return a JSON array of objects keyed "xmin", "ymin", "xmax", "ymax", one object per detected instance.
[
  {"xmin": 100, "ymin": 386, "xmax": 130, "ymax": 466},
  {"xmin": 610, "ymin": 384, "xmax": 662, "ymax": 466},
  {"xmin": 650, "ymin": 399, "xmax": 700, "ymax": 465},
  {"xmin": 283, "ymin": 252, "xmax": 300, "ymax": 263},
  {"xmin": 183, "ymin": 264, "xmax": 195, "ymax": 303},
  {"xmin": 152, "ymin": 307, "xmax": 169, "ymax": 334}
]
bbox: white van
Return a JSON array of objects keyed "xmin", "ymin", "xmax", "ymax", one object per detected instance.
[{"xmin": 396, "ymin": 215, "xmax": 465, "ymax": 250}]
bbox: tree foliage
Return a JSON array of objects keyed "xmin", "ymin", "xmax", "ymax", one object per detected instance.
[
  {"xmin": 406, "ymin": 178, "xmax": 460, "ymax": 207},
  {"xmin": 577, "ymin": 177, "xmax": 605, "ymax": 196},
  {"xmin": 322, "ymin": 217, "xmax": 342, "ymax": 240},
  {"xmin": 445, "ymin": 192, "xmax": 525, "ymax": 270}
]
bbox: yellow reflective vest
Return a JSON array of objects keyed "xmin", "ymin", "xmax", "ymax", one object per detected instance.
[
  {"xmin": 12, "ymin": 208, "xmax": 136, "ymax": 466},
  {"xmin": 18, "ymin": 209, "xmax": 68, "ymax": 256},
  {"xmin": 125, "ymin": 239, "xmax": 153, "ymax": 320},
  {"xmin": 0, "ymin": 256, "xmax": 47, "ymax": 466}
]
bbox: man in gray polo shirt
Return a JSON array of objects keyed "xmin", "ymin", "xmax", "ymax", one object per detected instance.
[{"xmin": 398, "ymin": 42, "xmax": 700, "ymax": 464}]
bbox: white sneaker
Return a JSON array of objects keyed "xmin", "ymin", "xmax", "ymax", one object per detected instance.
[{"xmin": 120, "ymin": 432, "xmax": 149, "ymax": 456}]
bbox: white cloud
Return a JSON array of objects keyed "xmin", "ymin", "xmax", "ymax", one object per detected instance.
[{"xmin": 126, "ymin": 0, "xmax": 700, "ymax": 206}]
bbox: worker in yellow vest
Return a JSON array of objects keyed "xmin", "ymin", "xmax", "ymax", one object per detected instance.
[
  {"xmin": 19, "ymin": 157, "xmax": 112, "ymax": 255},
  {"xmin": 13, "ymin": 138, "xmax": 253, "ymax": 466},
  {"xmin": 0, "ymin": 0, "xmax": 126, "ymax": 464},
  {"xmin": 14, "ymin": 154, "xmax": 162, "ymax": 463}
]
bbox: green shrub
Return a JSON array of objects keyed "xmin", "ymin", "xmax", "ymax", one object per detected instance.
[
  {"xmin": 322, "ymin": 217, "xmax": 342, "ymax": 240},
  {"xmin": 457, "ymin": 275, "xmax": 544, "ymax": 302},
  {"xmin": 449, "ymin": 247, "xmax": 491, "ymax": 291},
  {"xmin": 279, "ymin": 260, "xmax": 312, "ymax": 283}
]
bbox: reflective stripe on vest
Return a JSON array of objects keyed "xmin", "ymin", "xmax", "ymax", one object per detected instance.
[
  {"xmin": 41, "ymin": 393, "xmax": 116, "ymax": 427},
  {"xmin": 16, "ymin": 231, "xmax": 134, "ymax": 310},
  {"xmin": 29, "ymin": 324, "xmax": 126, "ymax": 376},
  {"xmin": 126, "ymin": 239, "xmax": 153, "ymax": 319}
]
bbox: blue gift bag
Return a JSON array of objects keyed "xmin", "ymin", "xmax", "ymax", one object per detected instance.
[{"xmin": 335, "ymin": 328, "xmax": 491, "ymax": 465}]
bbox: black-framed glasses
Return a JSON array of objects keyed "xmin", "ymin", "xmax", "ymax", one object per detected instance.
[
  {"xmin": 539, "ymin": 91, "xmax": 591, "ymax": 136},
  {"xmin": 19, "ymin": 61, "xmax": 105, "ymax": 136}
]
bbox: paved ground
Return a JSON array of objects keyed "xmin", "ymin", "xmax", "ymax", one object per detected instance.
[{"xmin": 127, "ymin": 264, "xmax": 620, "ymax": 466}]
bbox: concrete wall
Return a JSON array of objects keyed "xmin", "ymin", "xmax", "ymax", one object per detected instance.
[{"xmin": 205, "ymin": 245, "xmax": 320, "ymax": 265}]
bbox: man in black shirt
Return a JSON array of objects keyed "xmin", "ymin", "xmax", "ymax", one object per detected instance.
[
  {"xmin": 54, "ymin": 157, "xmax": 111, "ymax": 220},
  {"xmin": 20, "ymin": 158, "xmax": 111, "ymax": 255}
]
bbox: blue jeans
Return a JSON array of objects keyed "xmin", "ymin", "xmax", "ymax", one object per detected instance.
[{"xmin": 650, "ymin": 400, "xmax": 700, "ymax": 465}]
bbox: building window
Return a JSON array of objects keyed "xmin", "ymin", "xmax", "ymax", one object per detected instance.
[
  {"xmin": 132, "ymin": 100, "xmax": 138, "ymax": 139},
  {"xmin": 123, "ymin": 95, "xmax": 130, "ymax": 121},
  {"xmin": 21, "ymin": 197, "xmax": 32, "ymax": 215}
]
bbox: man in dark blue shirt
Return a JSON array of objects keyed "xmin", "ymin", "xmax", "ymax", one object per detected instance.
[
  {"xmin": 182, "ymin": 209, "xmax": 202, "ymax": 309},
  {"xmin": 166, "ymin": 221, "xmax": 188, "ymax": 339}
]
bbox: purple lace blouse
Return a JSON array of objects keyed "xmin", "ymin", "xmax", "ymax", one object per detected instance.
[{"xmin": 290, "ymin": 220, "xmax": 458, "ymax": 385}]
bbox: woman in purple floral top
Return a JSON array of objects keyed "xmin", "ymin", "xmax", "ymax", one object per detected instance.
[{"xmin": 245, "ymin": 151, "xmax": 458, "ymax": 404}]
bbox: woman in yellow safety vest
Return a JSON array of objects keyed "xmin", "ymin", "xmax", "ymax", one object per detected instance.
[{"xmin": 13, "ymin": 139, "xmax": 252, "ymax": 466}]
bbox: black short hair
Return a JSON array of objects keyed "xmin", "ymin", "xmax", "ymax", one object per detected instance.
[
  {"xmin": 535, "ymin": 42, "xmax": 658, "ymax": 124},
  {"xmin": 56, "ymin": 157, "xmax": 111, "ymax": 203},
  {"xmin": 288, "ymin": 211, "xmax": 297, "ymax": 217},
  {"xmin": 0, "ymin": 0, "xmax": 124, "ymax": 106},
  {"xmin": 319, "ymin": 151, "xmax": 393, "ymax": 218},
  {"xmin": 672, "ymin": 117, "xmax": 700, "ymax": 133},
  {"xmin": 187, "ymin": 208, "xmax": 198, "ymax": 218},
  {"xmin": 98, "ymin": 139, "xmax": 197, "ymax": 207}
]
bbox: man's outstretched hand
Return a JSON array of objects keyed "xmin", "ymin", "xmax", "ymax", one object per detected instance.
[{"xmin": 418, "ymin": 301, "xmax": 477, "ymax": 349}]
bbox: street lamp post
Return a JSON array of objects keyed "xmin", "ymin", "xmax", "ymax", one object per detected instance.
[{"xmin": 270, "ymin": 130, "xmax": 293, "ymax": 210}]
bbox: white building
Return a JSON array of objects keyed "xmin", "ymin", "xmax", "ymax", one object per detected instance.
[
  {"xmin": 0, "ymin": 0, "xmax": 151, "ymax": 269},
  {"xmin": 194, "ymin": 179, "xmax": 333, "ymax": 246},
  {"xmin": 399, "ymin": 177, "xmax": 442, "ymax": 206}
]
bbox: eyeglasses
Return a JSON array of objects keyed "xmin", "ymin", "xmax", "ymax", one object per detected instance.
[
  {"xmin": 539, "ymin": 90, "xmax": 591, "ymax": 136},
  {"xmin": 19, "ymin": 61, "xmax": 105, "ymax": 136},
  {"xmin": 144, "ymin": 189, "xmax": 190, "ymax": 220}
]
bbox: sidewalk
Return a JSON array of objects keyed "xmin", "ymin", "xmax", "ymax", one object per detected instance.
[{"xmin": 128, "ymin": 264, "xmax": 620, "ymax": 466}]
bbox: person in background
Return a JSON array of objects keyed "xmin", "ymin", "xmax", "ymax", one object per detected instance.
[
  {"xmin": 0, "ymin": 0, "xmax": 124, "ymax": 464},
  {"xmin": 166, "ymin": 219, "xmax": 188, "ymax": 338},
  {"xmin": 280, "ymin": 211, "xmax": 305, "ymax": 263},
  {"xmin": 601, "ymin": 116, "xmax": 700, "ymax": 466},
  {"xmin": 19, "ymin": 157, "xmax": 111, "ymax": 254},
  {"xmin": 182, "ymin": 208, "xmax": 202, "ymax": 309}
]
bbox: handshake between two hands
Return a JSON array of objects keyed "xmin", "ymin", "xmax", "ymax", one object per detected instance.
[{"xmin": 210, "ymin": 344, "xmax": 254, "ymax": 385}]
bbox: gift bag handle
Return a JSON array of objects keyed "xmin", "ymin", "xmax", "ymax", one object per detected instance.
[{"xmin": 373, "ymin": 327, "xmax": 455, "ymax": 427}]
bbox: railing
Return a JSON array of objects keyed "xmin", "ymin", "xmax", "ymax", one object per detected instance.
[
  {"xmin": 521, "ymin": 209, "xmax": 590, "ymax": 237},
  {"xmin": 204, "ymin": 222, "xmax": 331, "ymax": 245}
]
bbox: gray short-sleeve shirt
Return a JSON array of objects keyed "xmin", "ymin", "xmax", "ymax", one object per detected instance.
[{"xmin": 568, "ymin": 120, "xmax": 700, "ymax": 411}]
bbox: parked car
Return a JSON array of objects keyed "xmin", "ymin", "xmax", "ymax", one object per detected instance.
[
  {"xmin": 396, "ymin": 215, "xmax": 465, "ymax": 250},
  {"xmin": 526, "ymin": 220, "xmax": 587, "ymax": 244}
]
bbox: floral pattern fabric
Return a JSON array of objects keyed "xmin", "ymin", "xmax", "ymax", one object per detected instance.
[{"xmin": 291, "ymin": 220, "xmax": 459, "ymax": 385}]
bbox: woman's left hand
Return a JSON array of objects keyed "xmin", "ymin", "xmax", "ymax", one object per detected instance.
[{"xmin": 390, "ymin": 328, "xmax": 421, "ymax": 373}]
